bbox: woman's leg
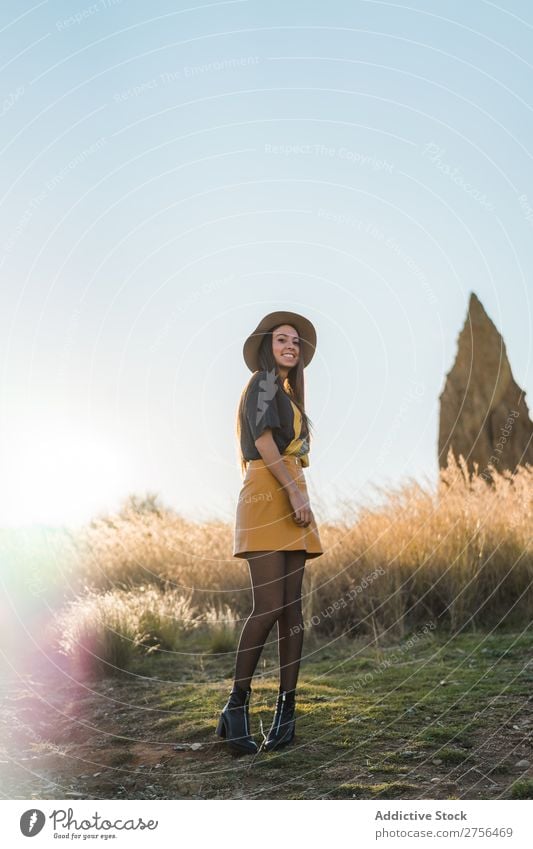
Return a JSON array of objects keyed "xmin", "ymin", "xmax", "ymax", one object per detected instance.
[
  {"xmin": 233, "ymin": 550, "xmax": 286, "ymax": 691},
  {"xmin": 277, "ymin": 550, "xmax": 307, "ymax": 692}
]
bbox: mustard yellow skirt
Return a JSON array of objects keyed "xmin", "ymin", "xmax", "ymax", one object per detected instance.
[{"xmin": 233, "ymin": 455, "xmax": 323, "ymax": 560}]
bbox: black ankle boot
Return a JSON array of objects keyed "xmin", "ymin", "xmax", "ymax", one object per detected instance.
[
  {"xmin": 263, "ymin": 687, "xmax": 296, "ymax": 752},
  {"xmin": 215, "ymin": 684, "xmax": 258, "ymax": 755}
]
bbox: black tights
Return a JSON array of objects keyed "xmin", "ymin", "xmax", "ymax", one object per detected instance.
[{"xmin": 233, "ymin": 550, "xmax": 306, "ymax": 693}]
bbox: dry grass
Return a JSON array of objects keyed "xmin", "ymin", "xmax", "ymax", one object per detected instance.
[
  {"xmin": 52, "ymin": 454, "xmax": 532, "ymax": 674},
  {"xmin": 305, "ymin": 451, "xmax": 533, "ymax": 638},
  {"xmin": 50, "ymin": 585, "xmax": 239, "ymax": 676}
]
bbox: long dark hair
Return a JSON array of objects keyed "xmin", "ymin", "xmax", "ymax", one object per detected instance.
[{"xmin": 235, "ymin": 324, "xmax": 314, "ymax": 476}]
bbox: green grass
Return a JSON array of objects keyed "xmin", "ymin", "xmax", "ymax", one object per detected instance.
[
  {"xmin": 438, "ymin": 747, "xmax": 471, "ymax": 765},
  {"xmin": 510, "ymin": 780, "xmax": 533, "ymax": 799},
  {"xmin": 421, "ymin": 725, "xmax": 475, "ymax": 748}
]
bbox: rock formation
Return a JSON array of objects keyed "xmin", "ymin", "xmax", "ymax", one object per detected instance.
[{"xmin": 438, "ymin": 292, "xmax": 533, "ymax": 480}]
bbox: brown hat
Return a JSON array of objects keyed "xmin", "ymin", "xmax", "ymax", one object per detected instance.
[{"xmin": 243, "ymin": 311, "xmax": 317, "ymax": 372}]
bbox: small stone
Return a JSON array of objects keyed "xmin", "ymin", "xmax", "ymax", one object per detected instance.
[
  {"xmin": 516, "ymin": 759, "xmax": 530, "ymax": 768},
  {"xmin": 190, "ymin": 743, "xmax": 203, "ymax": 750},
  {"xmin": 431, "ymin": 777, "xmax": 440, "ymax": 783},
  {"xmin": 433, "ymin": 759, "xmax": 442, "ymax": 765}
]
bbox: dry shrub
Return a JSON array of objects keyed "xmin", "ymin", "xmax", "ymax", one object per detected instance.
[
  {"xmin": 61, "ymin": 496, "xmax": 250, "ymax": 614},
  {"xmin": 51, "ymin": 585, "xmax": 200, "ymax": 677}
]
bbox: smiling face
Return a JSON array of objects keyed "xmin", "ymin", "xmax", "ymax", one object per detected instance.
[{"xmin": 271, "ymin": 324, "xmax": 300, "ymax": 374}]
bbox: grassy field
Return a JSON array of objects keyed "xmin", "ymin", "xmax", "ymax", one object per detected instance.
[
  {"xmin": 1, "ymin": 628, "xmax": 532, "ymax": 800},
  {"xmin": 1, "ymin": 453, "xmax": 532, "ymax": 800},
  {"xmin": 21, "ymin": 453, "xmax": 533, "ymax": 670}
]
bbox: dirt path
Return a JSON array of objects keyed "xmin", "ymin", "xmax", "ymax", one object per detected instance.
[{"xmin": 1, "ymin": 632, "xmax": 532, "ymax": 800}]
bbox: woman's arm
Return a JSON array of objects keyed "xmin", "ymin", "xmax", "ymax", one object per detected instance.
[{"xmin": 254, "ymin": 429, "xmax": 312, "ymax": 527}]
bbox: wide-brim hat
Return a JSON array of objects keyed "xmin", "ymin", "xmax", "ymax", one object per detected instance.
[{"xmin": 243, "ymin": 311, "xmax": 317, "ymax": 372}]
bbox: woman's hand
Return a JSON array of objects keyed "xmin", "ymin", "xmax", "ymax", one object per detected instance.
[{"xmin": 289, "ymin": 488, "xmax": 312, "ymax": 527}]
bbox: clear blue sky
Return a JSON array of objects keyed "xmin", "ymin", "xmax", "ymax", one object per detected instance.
[{"xmin": 1, "ymin": 0, "xmax": 532, "ymax": 527}]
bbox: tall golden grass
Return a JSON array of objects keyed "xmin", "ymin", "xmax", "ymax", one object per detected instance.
[{"xmin": 52, "ymin": 453, "xmax": 533, "ymax": 673}]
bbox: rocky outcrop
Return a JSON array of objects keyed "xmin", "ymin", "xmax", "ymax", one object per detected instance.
[{"xmin": 438, "ymin": 292, "xmax": 533, "ymax": 479}]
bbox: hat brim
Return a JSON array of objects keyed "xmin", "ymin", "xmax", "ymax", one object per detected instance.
[{"xmin": 242, "ymin": 311, "xmax": 317, "ymax": 372}]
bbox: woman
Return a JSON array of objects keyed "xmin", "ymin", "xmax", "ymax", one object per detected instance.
[{"xmin": 216, "ymin": 310, "xmax": 323, "ymax": 755}]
